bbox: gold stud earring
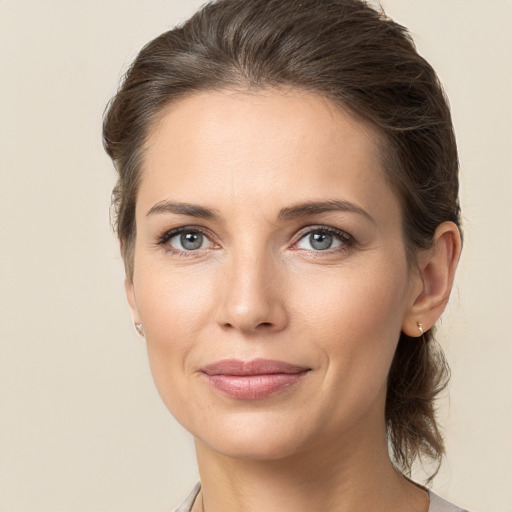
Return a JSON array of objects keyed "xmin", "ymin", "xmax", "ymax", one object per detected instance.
[
  {"xmin": 417, "ymin": 322, "xmax": 424, "ymax": 336},
  {"xmin": 135, "ymin": 323, "xmax": 144, "ymax": 336}
]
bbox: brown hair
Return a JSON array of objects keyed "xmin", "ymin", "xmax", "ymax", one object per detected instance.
[{"xmin": 103, "ymin": 0, "xmax": 461, "ymax": 481}]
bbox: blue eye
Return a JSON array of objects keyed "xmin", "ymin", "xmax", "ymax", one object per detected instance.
[
  {"xmin": 158, "ymin": 225, "xmax": 352, "ymax": 255},
  {"xmin": 295, "ymin": 228, "xmax": 351, "ymax": 251},
  {"xmin": 161, "ymin": 229, "xmax": 214, "ymax": 252}
]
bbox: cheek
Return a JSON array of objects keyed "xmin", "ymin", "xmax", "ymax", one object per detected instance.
[
  {"xmin": 135, "ymin": 264, "xmax": 215, "ymax": 333},
  {"xmin": 293, "ymin": 259, "xmax": 409, "ymax": 394},
  {"xmin": 294, "ymin": 257, "xmax": 408, "ymax": 340},
  {"xmin": 133, "ymin": 266, "xmax": 217, "ymax": 409}
]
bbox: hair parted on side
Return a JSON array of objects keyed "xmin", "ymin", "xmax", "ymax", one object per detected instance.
[{"xmin": 103, "ymin": 0, "xmax": 461, "ymax": 481}]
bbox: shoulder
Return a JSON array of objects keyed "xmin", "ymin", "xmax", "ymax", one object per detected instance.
[
  {"xmin": 428, "ymin": 490, "xmax": 470, "ymax": 512},
  {"xmin": 172, "ymin": 484, "xmax": 470, "ymax": 512},
  {"xmin": 172, "ymin": 482, "xmax": 201, "ymax": 512}
]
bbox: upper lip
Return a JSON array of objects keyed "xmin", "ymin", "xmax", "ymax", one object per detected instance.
[{"xmin": 201, "ymin": 358, "xmax": 310, "ymax": 376}]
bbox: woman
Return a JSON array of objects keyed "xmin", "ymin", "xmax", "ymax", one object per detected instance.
[{"xmin": 103, "ymin": 0, "xmax": 464, "ymax": 511}]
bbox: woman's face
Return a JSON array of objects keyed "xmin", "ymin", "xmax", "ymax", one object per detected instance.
[{"xmin": 127, "ymin": 89, "xmax": 421, "ymax": 460}]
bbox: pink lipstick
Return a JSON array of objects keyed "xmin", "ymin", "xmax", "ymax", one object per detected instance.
[{"xmin": 200, "ymin": 359, "xmax": 310, "ymax": 400}]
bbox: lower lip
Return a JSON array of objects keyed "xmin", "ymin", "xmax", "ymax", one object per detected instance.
[{"xmin": 203, "ymin": 372, "xmax": 309, "ymax": 400}]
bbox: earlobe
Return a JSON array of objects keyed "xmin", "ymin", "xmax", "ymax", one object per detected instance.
[
  {"xmin": 125, "ymin": 277, "xmax": 140, "ymax": 324},
  {"xmin": 402, "ymin": 221, "xmax": 462, "ymax": 337}
]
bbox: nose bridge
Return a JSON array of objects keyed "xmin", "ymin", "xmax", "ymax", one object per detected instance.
[{"xmin": 216, "ymin": 237, "xmax": 288, "ymax": 334}]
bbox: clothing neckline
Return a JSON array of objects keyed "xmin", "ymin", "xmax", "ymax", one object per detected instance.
[{"xmin": 174, "ymin": 482, "xmax": 468, "ymax": 512}]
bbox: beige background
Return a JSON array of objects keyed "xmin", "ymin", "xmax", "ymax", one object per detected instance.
[{"xmin": 0, "ymin": 1, "xmax": 511, "ymax": 511}]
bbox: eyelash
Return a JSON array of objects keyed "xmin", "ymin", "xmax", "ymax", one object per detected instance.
[
  {"xmin": 293, "ymin": 226, "xmax": 354, "ymax": 256},
  {"xmin": 156, "ymin": 225, "xmax": 355, "ymax": 257},
  {"xmin": 157, "ymin": 226, "xmax": 218, "ymax": 258}
]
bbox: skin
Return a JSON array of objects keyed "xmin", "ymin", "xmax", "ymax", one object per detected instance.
[{"xmin": 126, "ymin": 89, "xmax": 461, "ymax": 512}]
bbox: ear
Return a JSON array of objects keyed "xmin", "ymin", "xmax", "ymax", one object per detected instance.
[
  {"xmin": 402, "ymin": 221, "xmax": 462, "ymax": 337},
  {"xmin": 124, "ymin": 277, "xmax": 141, "ymax": 325}
]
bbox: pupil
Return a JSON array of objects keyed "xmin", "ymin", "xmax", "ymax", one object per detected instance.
[
  {"xmin": 181, "ymin": 232, "xmax": 203, "ymax": 250},
  {"xmin": 310, "ymin": 232, "xmax": 332, "ymax": 250}
]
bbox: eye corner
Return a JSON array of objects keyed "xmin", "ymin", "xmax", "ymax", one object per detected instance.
[
  {"xmin": 292, "ymin": 225, "xmax": 355, "ymax": 254},
  {"xmin": 156, "ymin": 226, "xmax": 219, "ymax": 254}
]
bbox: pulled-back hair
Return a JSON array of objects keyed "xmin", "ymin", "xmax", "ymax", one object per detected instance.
[{"xmin": 103, "ymin": 0, "xmax": 461, "ymax": 480}]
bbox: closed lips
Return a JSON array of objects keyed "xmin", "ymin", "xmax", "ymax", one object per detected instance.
[
  {"xmin": 200, "ymin": 359, "xmax": 310, "ymax": 376},
  {"xmin": 200, "ymin": 359, "xmax": 311, "ymax": 400}
]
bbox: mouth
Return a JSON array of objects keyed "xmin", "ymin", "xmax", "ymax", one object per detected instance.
[{"xmin": 200, "ymin": 359, "xmax": 311, "ymax": 400}]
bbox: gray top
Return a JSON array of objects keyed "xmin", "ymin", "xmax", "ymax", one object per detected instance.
[{"xmin": 173, "ymin": 482, "xmax": 469, "ymax": 512}]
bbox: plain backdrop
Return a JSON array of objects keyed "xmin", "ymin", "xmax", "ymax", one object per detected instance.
[{"xmin": 1, "ymin": 1, "xmax": 511, "ymax": 511}]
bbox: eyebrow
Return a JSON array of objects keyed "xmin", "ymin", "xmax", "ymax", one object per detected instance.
[
  {"xmin": 277, "ymin": 199, "xmax": 375, "ymax": 223},
  {"xmin": 146, "ymin": 199, "xmax": 374, "ymax": 224},
  {"xmin": 146, "ymin": 200, "xmax": 222, "ymax": 221}
]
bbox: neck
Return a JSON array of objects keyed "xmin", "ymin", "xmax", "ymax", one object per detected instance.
[{"xmin": 193, "ymin": 422, "xmax": 429, "ymax": 512}]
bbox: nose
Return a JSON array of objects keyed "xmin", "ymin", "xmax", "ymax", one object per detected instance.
[{"xmin": 215, "ymin": 249, "xmax": 289, "ymax": 335}]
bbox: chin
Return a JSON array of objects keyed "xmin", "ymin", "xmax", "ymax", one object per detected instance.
[
  {"xmin": 192, "ymin": 415, "xmax": 312, "ymax": 461},
  {"xmin": 204, "ymin": 436, "xmax": 305, "ymax": 462}
]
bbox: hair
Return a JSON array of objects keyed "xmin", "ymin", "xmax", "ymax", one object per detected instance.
[{"xmin": 103, "ymin": 0, "xmax": 461, "ymax": 481}]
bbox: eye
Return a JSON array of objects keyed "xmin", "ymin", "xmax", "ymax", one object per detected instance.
[
  {"xmin": 294, "ymin": 227, "xmax": 352, "ymax": 252},
  {"xmin": 159, "ymin": 228, "xmax": 215, "ymax": 252}
]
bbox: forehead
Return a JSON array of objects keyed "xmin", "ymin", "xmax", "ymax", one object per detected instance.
[{"xmin": 139, "ymin": 89, "xmax": 398, "ymax": 221}]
